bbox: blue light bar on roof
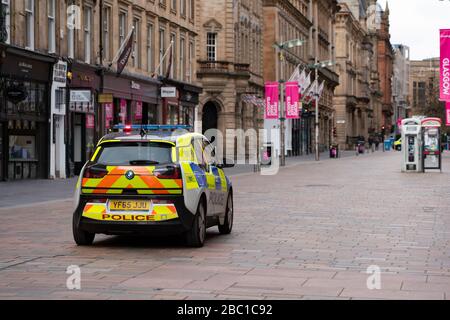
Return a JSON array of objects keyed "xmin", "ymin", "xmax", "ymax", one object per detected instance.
[{"xmin": 113, "ymin": 124, "xmax": 192, "ymax": 131}]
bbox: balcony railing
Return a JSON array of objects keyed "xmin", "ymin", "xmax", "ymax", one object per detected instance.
[
  {"xmin": 234, "ymin": 63, "xmax": 250, "ymax": 73},
  {"xmin": 198, "ymin": 60, "xmax": 230, "ymax": 73},
  {"xmin": 197, "ymin": 61, "xmax": 251, "ymax": 77}
]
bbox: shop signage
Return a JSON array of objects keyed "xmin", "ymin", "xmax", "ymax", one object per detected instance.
[
  {"xmin": 421, "ymin": 118, "xmax": 442, "ymax": 128},
  {"xmin": 98, "ymin": 93, "xmax": 113, "ymax": 104},
  {"xmin": 446, "ymin": 102, "xmax": 450, "ymax": 127},
  {"xmin": 5, "ymin": 84, "xmax": 28, "ymax": 104},
  {"xmin": 18, "ymin": 62, "xmax": 33, "ymax": 74},
  {"xmin": 337, "ymin": 120, "xmax": 346, "ymax": 124},
  {"xmin": 70, "ymin": 90, "xmax": 91, "ymax": 103},
  {"xmin": 53, "ymin": 61, "xmax": 67, "ymax": 86},
  {"xmin": 69, "ymin": 103, "xmax": 94, "ymax": 114},
  {"xmin": 161, "ymin": 87, "xmax": 177, "ymax": 98},
  {"xmin": 86, "ymin": 114, "xmax": 95, "ymax": 129},
  {"xmin": 131, "ymin": 81, "xmax": 141, "ymax": 90},
  {"xmin": 78, "ymin": 74, "xmax": 93, "ymax": 82},
  {"xmin": 135, "ymin": 101, "xmax": 143, "ymax": 120}
]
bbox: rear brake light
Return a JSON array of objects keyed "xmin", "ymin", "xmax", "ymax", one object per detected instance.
[
  {"xmin": 83, "ymin": 167, "xmax": 108, "ymax": 179},
  {"xmin": 154, "ymin": 165, "xmax": 181, "ymax": 179}
]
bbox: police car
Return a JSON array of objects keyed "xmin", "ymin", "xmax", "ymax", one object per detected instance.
[{"xmin": 72, "ymin": 125, "xmax": 234, "ymax": 247}]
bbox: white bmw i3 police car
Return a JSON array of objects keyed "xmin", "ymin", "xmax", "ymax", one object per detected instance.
[{"xmin": 72, "ymin": 125, "xmax": 234, "ymax": 247}]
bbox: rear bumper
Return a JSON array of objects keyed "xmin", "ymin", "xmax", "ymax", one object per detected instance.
[{"xmin": 74, "ymin": 195, "xmax": 195, "ymax": 236}]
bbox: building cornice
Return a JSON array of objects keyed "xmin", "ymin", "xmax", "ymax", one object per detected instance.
[{"xmin": 264, "ymin": 0, "xmax": 313, "ymax": 29}]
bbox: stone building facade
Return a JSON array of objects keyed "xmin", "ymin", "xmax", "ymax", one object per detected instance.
[
  {"xmin": 392, "ymin": 44, "xmax": 410, "ymax": 132},
  {"xmin": 0, "ymin": 0, "xmax": 202, "ymax": 179},
  {"xmin": 263, "ymin": 0, "xmax": 339, "ymax": 158},
  {"xmin": 409, "ymin": 58, "xmax": 440, "ymax": 116},
  {"xmin": 196, "ymin": 0, "xmax": 264, "ymax": 159},
  {"xmin": 334, "ymin": 0, "xmax": 374, "ymax": 149},
  {"xmin": 376, "ymin": 2, "xmax": 394, "ymax": 135}
]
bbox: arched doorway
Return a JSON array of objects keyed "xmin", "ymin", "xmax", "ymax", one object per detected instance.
[{"xmin": 202, "ymin": 102, "xmax": 218, "ymax": 134}]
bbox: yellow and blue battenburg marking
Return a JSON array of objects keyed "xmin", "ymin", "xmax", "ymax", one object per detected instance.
[
  {"xmin": 211, "ymin": 167, "xmax": 223, "ymax": 191},
  {"xmin": 190, "ymin": 163, "xmax": 208, "ymax": 188}
]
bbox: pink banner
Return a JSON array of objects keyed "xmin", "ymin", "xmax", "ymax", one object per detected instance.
[
  {"xmin": 446, "ymin": 101, "xmax": 450, "ymax": 126},
  {"xmin": 265, "ymin": 82, "xmax": 279, "ymax": 119},
  {"xmin": 86, "ymin": 114, "xmax": 95, "ymax": 129},
  {"xmin": 285, "ymin": 82, "xmax": 300, "ymax": 119},
  {"xmin": 104, "ymin": 103, "xmax": 113, "ymax": 129},
  {"xmin": 104, "ymin": 103, "xmax": 113, "ymax": 121},
  {"xmin": 120, "ymin": 99, "xmax": 127, "ymax": 124},
  {"xmin": 135, "ymin": 101, "xmax": 143, "ymax": 120},
  {"xmin": 440, "ymin": 29, "xmax": 450, "ymax": 101}
]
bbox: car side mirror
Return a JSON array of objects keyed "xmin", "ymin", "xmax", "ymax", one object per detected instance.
[{"xmin": 217, "ymin": 158, "xmax": 235, "ymax": 169}]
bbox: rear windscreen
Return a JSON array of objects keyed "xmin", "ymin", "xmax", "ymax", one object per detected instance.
[{"xmin": 95, "ymin": 142, "xmax": 173, "ymax": 166}]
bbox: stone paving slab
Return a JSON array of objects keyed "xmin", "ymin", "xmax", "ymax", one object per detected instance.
[{"xmin": 0, "ymin": 151, "xmax": 449, "ymax": 299}]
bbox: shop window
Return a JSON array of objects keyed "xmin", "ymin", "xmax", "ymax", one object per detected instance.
[
  {"xmin": 55, "ymin": 89, "xmax": 66, "ymax": 114},
  {"xmin": 147, "ymin": 104, "xmax": 158, "ymax": 124},
  {"xmin": 182, "ymin": 106, "xmax": 193, "ymax": 126},
  {"xmin": 4, "ymin": 80, "xmax": 47, "ymax": 117},
  {"xmin": 168, "ymin": 105, "xmax": 178, "ymax": 125},
  {"xmin": 9, "ymin": 135, "xmax": 36, "ymax": 161},
  {"xmin": 8, "ymin": 135, "xmax": 38, "ymax": 179}
]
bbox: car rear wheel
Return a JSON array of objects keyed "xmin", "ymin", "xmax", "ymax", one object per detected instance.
[
  {"xmin": 185, "ymin": 201, "xmax": 206, "ymax": 248},
  {"xmin": 219, "ymin": 192, "xmax": 233, "ymax": 235},
  {"xmin": 72, "ymin": 214, "xmax": 95, "ymax": 246}
]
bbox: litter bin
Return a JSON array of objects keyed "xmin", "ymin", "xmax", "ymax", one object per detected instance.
[
  {"xmin": 384, "ymin": 139, "xmax": 392, "ymax": 151},
  {"xmin": 330, "ymin": 144, "xmax": 339, "ymax": 158},
  {"xmin": 357, "ymin": 142, "xmax": 365, "ymax": 154}
]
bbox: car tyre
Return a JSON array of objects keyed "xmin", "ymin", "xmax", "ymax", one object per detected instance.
[
  {"xmin": 185, "ymin": 201, "xmax": 207, "ymax": 248},
  {"xmin": 218, "ymin": 192, "xmax": 233, "ymax": 235},
  {"xmin": 72, "ymin": 214, "xmax": 95, "ymax": 246}
]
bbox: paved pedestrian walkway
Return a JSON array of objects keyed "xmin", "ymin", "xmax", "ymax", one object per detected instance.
[
  {"xmin": 0, "ymin": 149, "xmax": 373, "ymax": 208},
  {"xmin": 1, "ymin": 151, "xmax": 449, "ymax": 299}
]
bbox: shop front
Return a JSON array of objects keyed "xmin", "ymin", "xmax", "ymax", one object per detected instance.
[
  {"xmin": 102, "ymin": 72, "xmax": 160, "ymax": 133},
  {"xmin": 161, "ymin": 79, "xmax": 202, "ymax": 128},
  {"xmin": 0, "ymin": 44, "xmax": 56, "ymax": 181},
  {"xmin": 67, "ymin": 62, "xmax": 100, "ymax": 176}
]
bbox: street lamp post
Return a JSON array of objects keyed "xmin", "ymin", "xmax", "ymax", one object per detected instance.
[
  {"xmin": 279, "ymin": 79, "xmax": 286, "ymax": 167},
  {"xmin": 307, "ymin": 60, "xmax": 334, "ymax": 161},
  {"xmin": 273, "ymin": 39, "xmax": 305, "ymax": 167},
  {"xmin": 314, "ymin": 58, "xmax": 320, "ymax": 162}
]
